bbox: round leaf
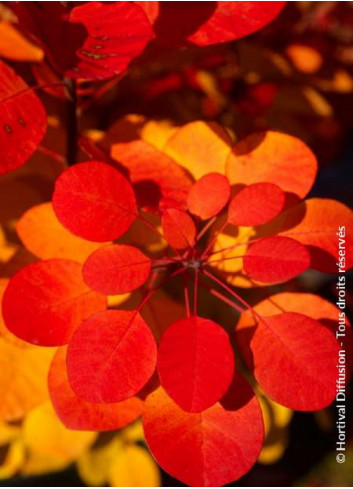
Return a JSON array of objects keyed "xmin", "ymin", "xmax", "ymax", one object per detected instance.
[
  {"xmin": 0, "ymin": 60, "xmax": 47, "ymax": 175},
  {"xmin": 259, "ymin": 198, "xmax": 353, "ymax": 273},
  {"xmin": 158, "ymin": 316, "xmax": 234, "ymax": 412},
  {"xmin": 138, "ymin": 2, "xmax": 286, "ymax": 47},
  {"xmin": 2, "ymin": 259, "xmax": 106, "ymax": 347},
  {"xmin": 49, "ymin": 347, "xmax": 143, "ymax": 431},
  {"xmin": 228, "ymin": 182, "xmax": 285, "ymax": 226},
  {"xmin": 52, "ymin": 161, "xmax": 137, "ymax": 242},
  {"xmin": 187, "ymin": 173, "xmax": 230, "ymax": 220},
  {"xmin": 16, "ymin": 202, "xmax": 107, "ymax": 263},
  {"xmin": 241, "ymin": 313, "xmax": 339, "ymax": 410},
  {"xmin": 67, "ymin": 310, "xmax": 157, "ymax": 403},
  {"xmin": 161, "ymin": 208, "xmax": 196, "ymax": 249},
  {"xmin": 83, "ymin": 244, "xmax": 151, "ymax": 295},
  {"xmin": 143, "ymin": 378, "xmax": 264, "ymax": 487},
  {"xmin": 14, "ymin": 2, "xmax": 154, "ymax": 80},
  {"xmin": 226, "ymin": 131, "xmax": 317, "ymax": 199},
  {"xmin": 243, "ymin": 236, "xmax": 310, "ymax": 283},
  {"xmin": 163, "ymin": 121, "xmax": 232, "ymax": 179}
]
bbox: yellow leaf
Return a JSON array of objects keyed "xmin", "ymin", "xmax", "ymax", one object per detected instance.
[
  {"xmin": 208, "ymin": 224, "xmax": 256, "ymax": 288},
  {"xmin": 141, "ymin": 119, "xmax": 178, "ymax": 151},
  {"xmin": 108, "ymin": 444, "xmax": 161, "ymax": 487},
  {"xmin": 0, "ymin": 21, "xmax": 43, "ymax": 62},
  {"xmin": 23, "ymin": 402, "xmax": 96, "ymax": 463},
  {"xmin": 0, "ymin": 439, "xmax": 25, "ymax": 479},
  {"xmin": 163, "ymin": 121, "xmax": 232, "ymax": 179},
  {"xmin": 77, "ymin": 437, "xmax": 122, "ymax": 487},
  {"xmin": 257, "ymin": 390, "xmax": 293, "ymax": 465},
  {"xmin": 21, "ymin": 450, "xmax": 71, "ymax": 477},
  {"xmin": 0, "ymin": 340, "xmax": 55, "ymax": 421},
  {"xmin": 0, "ymin": 422, "xmax": 21, "ymax": 445},
  {"xmin": 16, "ymin": 203, "xmax": 108, "ymax": 263}
]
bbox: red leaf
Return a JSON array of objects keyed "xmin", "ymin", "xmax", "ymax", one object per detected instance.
[
  {"xmin": 236, "ymin": 291, "xmax": 353, "ymax": 382},
  {"xmin": 161, "ymin": 209, "xmax": 196, "ymax": 249},
  {"xmin": 187, "ymin": 173, "xmax": 230, "ymax": 220},
  {"xmin": 259, "ymin": 198, "xmax": 353, "ymax": 273},
  {"xmin": 228, "ymin": 182, "xmax": 285, "ymax": 226},
  {"xmin": 52, "ymin": 161, "xmax": 137, "ymax": 242},
  {"xmin": 2, "ymin": 260, "xmax": 106, "ymax": 347},
  {"xmin": 49, "ymin": 347, "xmax": 143, "ymax": 431},
  {"xmin": 0, "ymin": 60, "xmax": 47, "ymax": 175},
  {"xmin": 158, "ymin": 316, "xmax": 234, "ymax": 412},
  {"xmin": 83, "ymin": 244, "xmax": 151, "ymax": 295},
  {"xmin": 243, "ymin": 236, "xmax": 310, "ymax": 283},
  {"xmin": 138, "ymin": 1, "xmax": 286, "ymax": 47},
  {"xmin": 226, "ymin": 131, "xmax": 317, "ymax": 199},
  {"xmin": 14, "ymin": 2, "xmax": 154, "ymax": 80},
  {"xmin": 111, "ymin": 140, "xmax": 192, "ymax": 212},
  {"xmin": 143, "ymin": 377, "xmax": 264, "ymax": 486},
  {"xmin": 238, "ymin": 312, "xmax": 339, "ymax": 410},
  {"xmin": 67, "ymin": 310, "xmax": 157, "ymax": 403}
]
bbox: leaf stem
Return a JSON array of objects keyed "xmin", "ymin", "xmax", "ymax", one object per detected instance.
[{"xmin": 65, "ymin": 78, "xmax": 78, "ymax": 167}]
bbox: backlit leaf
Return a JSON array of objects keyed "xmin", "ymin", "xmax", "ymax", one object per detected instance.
[
  {"xmin": 236, "ymin": 292, "xmax": 353, "ymax": 380},
  {"xmin": 163, "ymin": 121, "xmax": 232, "ymax": 179},
  {"xmin": 83, "ymin": 244, "xmax": 151, "ymax": 295},
  {"xmin": 23, "ymin": 402, "xmax": 96, "ymax": 463},
  {"xmin": 108, "ymin": 444, "xmax": 161, "ymax": 487},
  {"xmin": 143, "ymin": 377, "xmax": 264, "ymax": 487},
  {"xmin": 0, "ymin": 20, "xmax": 43, "ymax": 62},
  {"xmin": 52, "ymin": 161, "xmax": 137, "ymax": 242},
  {"xmin": 228, "ymin": 182, "xmax": 285, "ymax": 226},
  {"xmin": 138, "ymin": 2, "xmax": 286, "ymax": 47},
  {"xmin": 158, "ymin": 316, "xmax": 234, "ymax": 412},
  {"xmin": 49, "ymin": 347, "xmax": 143, "ymax": 431},
  {"xmin": 110, "ymin": 140, "xmax": 192, "ymax": 211},
  {"xmin": 226, "ymin": 131, "xmax": 317, "ymax": 199},
  {"xmin": 14, "ymin": 2, "xmax": 154, "ymax": 80},
  {"xmin": 161, "ymin": 208, "xmax": 196, "ymax": 249},
  {"xmin": 0, "ymin": 339, "xmax": 54, "ymax": 421},
  {"xmin": 0, "ymin": 60, "xmax": 47, "ymax": 175},
  {"xmin": 2, "ymin": 259, "xmax": 107, "ymax": 346},
  {"xmin": 259, "ymin": 198, "xmax": 353, "ymax": 273},
  {"xmin": 16, "ymin": 202, "xmax": 107, "ymax": 263},
  {"xmin": 236, "ymin": 312, "xmax": 339, "ymax": 411},
  {"xmin": 67, "ymin": 310, "xmax": 157, "ymax": 403},
  {"xmin": 187, "ymin": 173, "xmax": 230, "ymax": 220},
  {"xmin": 243, "ymin": 236, "xmax": 310, "ymax": 283}
]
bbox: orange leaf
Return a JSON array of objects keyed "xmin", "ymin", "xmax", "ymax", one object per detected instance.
[
  {"xmin": 0, "ymin": 21, "xmax": 43, "ymax": 62},
  {"xmin": 226, "ymin": 131, "xmax": 317, "ymax": 199},
  {"xmin": 16, "ymin": 202, "xmax": 107, "ymax": 263},
  {"xmin": 259, "ymin": 198, "xmax": 353, "ymax": 273}
]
